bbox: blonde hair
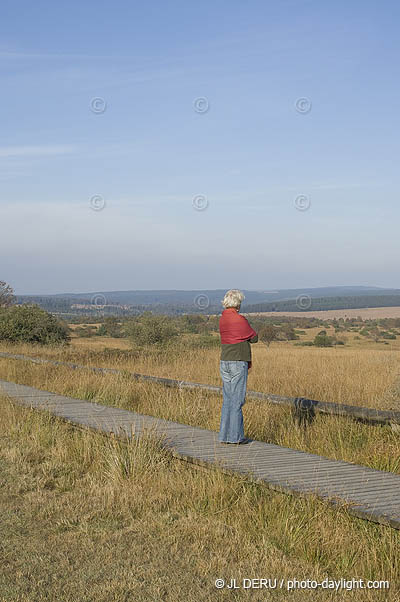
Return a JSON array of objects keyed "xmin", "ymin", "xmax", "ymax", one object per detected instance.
[{"xmin": 222, "ymin": 289, "xmax": 245, "ymax": 309}]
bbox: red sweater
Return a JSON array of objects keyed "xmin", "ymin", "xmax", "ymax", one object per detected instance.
[
  {"xmin": 219, "ymin": 308, "xmax": 258, "ymax": 364},
  {"xmin": 219, "ymin": 308, "xmax": 257, "ymax": 344}
]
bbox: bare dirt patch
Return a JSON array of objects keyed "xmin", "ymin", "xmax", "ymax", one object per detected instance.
[{"xmin": 247, "ymin": 306, "xmax": 400, "ymax": 320}]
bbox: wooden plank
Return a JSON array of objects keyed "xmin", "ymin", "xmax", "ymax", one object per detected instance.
[
  {"xmin": 289, "ymin": 470, "xmax": 393, "ymax": 483},
  {"xmin": 317, "ymin": 491, "xmax": 398, "ymax": 505},
  {"xmin": 350, "ymin": 501, "xmax": 400, "ymax": 513},
  {"xmin": 315, "ymin": 489, "xmax": 396, "ymax": 502},
  {"xmin": 271, "ymin": 475, "xmax": 377, "ymax": 487},
  {"xmin": 356, "ymin": 486, "xmax": 400, "ymax": 497},
  {"xmin": 316, "ymin": 477, "xmax": 399, "ymax": 490},
  {"xmin": 339, "ymin": 489, "xmax": 400, "ymax": 502},
  {"xmin": 202, "ymin": 458, "xmax": 362, "ymax": 476},
  {"xmin": 362, "ymin": 501, "xmax": 400, "ymax": 512},
  {"xmin": 2, "ymin": 393, "xmax": 57, "ymax": 398},
  {"xmin": 162, "ymin": 427, "xmax": 215, "ymax": 438},
  {"xmin": 239, "ymin": 466, "xmax": 370, "ymax": 480},
  {"xmin": 199, "ymin": 452, "xmax": 347, "ymax": 466},
  {"xmin": 314, "ymin": 476, "xmax": 398, "ymax": 490}
]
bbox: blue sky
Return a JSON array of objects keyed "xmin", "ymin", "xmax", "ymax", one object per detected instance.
[{"xmin": 1, "ymin": 0, "xmax": 399, "ymax": 294}]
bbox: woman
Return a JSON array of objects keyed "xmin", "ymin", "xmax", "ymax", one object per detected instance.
[{"xmin": 218, "ymin": 289, "xmax": 258, "ymax": 444}]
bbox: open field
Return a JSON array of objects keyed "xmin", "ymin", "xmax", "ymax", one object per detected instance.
[
  {"xmin": 3, "ymin": 332, "xmax": 400, "ymax": 410},
  {"xmin": 1, "ymin": 341, "xmax": 400, "ymax": 473},
  {"xmin": 289, "ymin": 324, "xmax": 400, "ymax": 351},
  {"xmin": 69, "ymin": 325, "xmax": 400, "ymax": 352},
  {"xmin": 1, "ymin": 332, "xmax": 400, "ymax": 599},
  {"xmin": 0, "ymin": 393, "xmax": 398, "ymax": 601},
  {"xmin": 247, "ymin": 306, "xmax": 400, "ymax": 320}
]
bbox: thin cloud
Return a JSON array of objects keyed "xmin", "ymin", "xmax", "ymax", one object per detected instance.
[
  {"xmin": 0, "ymin": 51, "xmax": 138, "ymax": 60},
  {"xmin": 0, "ymin": 145, "xmax": 77, "ymax": 158}
]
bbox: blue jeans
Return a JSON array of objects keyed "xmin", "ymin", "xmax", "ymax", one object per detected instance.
[{"xmin": 219, "ymin": 360, "xmax": 248, "ymax": 443}]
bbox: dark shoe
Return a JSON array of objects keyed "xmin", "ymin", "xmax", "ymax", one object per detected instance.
[{"xmin": 219, "ymin": 438, "xmax": 251, "ymax": 445}]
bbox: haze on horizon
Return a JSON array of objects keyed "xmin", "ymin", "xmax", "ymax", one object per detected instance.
[{"xmin": 1, "ymin": 0, "xmax": 399, "ymax": 296}]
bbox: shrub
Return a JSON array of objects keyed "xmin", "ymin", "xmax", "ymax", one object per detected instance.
[
  {"xmin": 179, "ymin": 314, "xmax": 208, "ymax": 334},
  {"xmin": 0, "ymin": 304, "xmax": 70, "ymax": 345},
  {"xmin": 96, "ymin": 317, "xmax": 122, "ymax": 338},
  {"xmin": 75, "ymin": 325, "xmax": 96, "ymax": 338},
  {"xmin": 183, "ymin": 334, "xmax": 220, "ymax": 349},
  {"xmin": 381, "ymin": 331, "xmax": 396, "ymax": 340},
  {"xmin": 96, "ymin": 324, "xmax": 107, "ymax": 336},
  {"xmin": 125, "ymin": 313, "xmax": 178, "ymax": 346},
  {"xmin": 313, "ymin": 333, "xmax": 334, "ymax": 347},
  {"xmin": 279, "ymin": 325, "xmax": 298, "ymax": 341}
]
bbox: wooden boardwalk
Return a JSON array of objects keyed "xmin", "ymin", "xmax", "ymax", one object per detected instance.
[{"xmin": 1, "ymin": 378, "xmax": 400, "ymax": 530}]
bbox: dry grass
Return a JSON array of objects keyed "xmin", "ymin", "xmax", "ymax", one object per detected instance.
[
  {"xmin": 2, "ymin": 338, "xmax": 400, "ymax": 410},
  {"xmin": 0, "ymin": 396, "xmax": 398, "ymax": 601},
  {"xmin": 0, "ymin": 349, "xmax": 400, "ymax": 474},
  {"xmin": 71, "ymin": 336, "xmax": 132, "ymax": 351}
]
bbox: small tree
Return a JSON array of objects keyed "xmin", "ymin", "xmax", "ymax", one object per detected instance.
[
  {"xmin": 0, "ymin": 304, "xmax": 70, "ymax": 345},
  {"xmin": 258, "ymin": 324, "xmax": 278, "ymax": 347},
  {"xmin": 0, "ymin": 281, "xmax": 15, "ymax": 308}
]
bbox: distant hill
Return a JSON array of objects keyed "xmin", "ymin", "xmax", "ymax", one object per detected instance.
[
  {"xmin": 20, "ymin": 285, "xmax": 400, "ymax": 304},
  {"xmin": 244, "ymin": 294, "xmax": 400, "ymax": 314},
  {"xmin": 15, "ymin": 286, "xmax": 400, "ymax": 315}
]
